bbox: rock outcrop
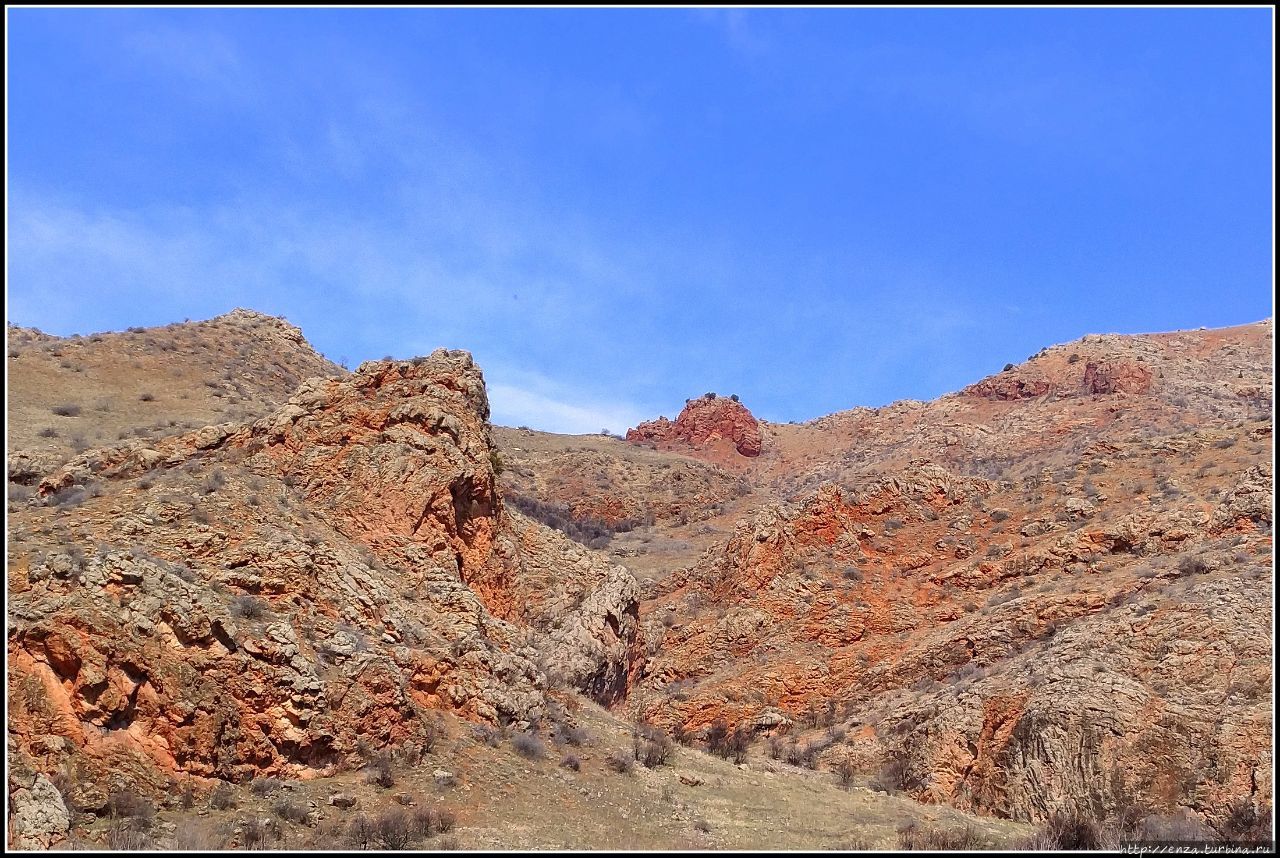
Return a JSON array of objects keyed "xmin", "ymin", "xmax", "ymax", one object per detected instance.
[
  {"xmin": 962, "ymin": 374, "xmax": 1053, "ymax": 401},
  {"xmin": 6, "ymin": 747, "xmax": 71, "ymax": 850},
  {"xmin": 7, "ymin": 351, "xmax": 639, "ymax": 801},
  {"xmin": 629, "ymin": 445, "xmax": 1273, "ymax": 827},
  {"xmin": 627, "ymin": 394, "xmax": 762, "ymax": 457},
  {"xmin": 1081, "ymin": 359, "xmax": 1153, "ymax": 395}
]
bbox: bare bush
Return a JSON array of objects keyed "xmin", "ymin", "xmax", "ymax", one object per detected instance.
[
  {"xmin": 553, "ymin": 723, "xmax": 589, "ymax": 747},
  {"xmin": 633, "ymin": 725, "xmax": 674, "ymax": 768},
  {"xmin": 897, "ymin": 821, "xmax": 990, "ymax": 850},
  {"xmin": 1037, "ymin": 809, "xmax": 1101, "ymax": 850},
  {"xmin": 605, "ymin": 751, "xmax": 634, "ymax": 774},
  {"xmin": 106, "ymin": 819, "xmax": 156, "ymax": 850},
  {"xmin": 869, "ymin": 752, "xmax": 917, "ymax": 794},
  {"xmin": 241, "ymin": 817, "xmax": 281, "ymax": 850},
  {"xmin": 106, "ymin": 789, "xmax": 155, "ymax": 825},
  {"xmin": 834, "ymin": 756, "xmax": 857, "ymax": 788},
  {"xmin": 250, "ymin": 777, "xmax": 282, "ymax": 796},
  {"xmin": 231, "ymin": 594, "xmax": 271, "ymax": 620},
  {"xmin": 511, "ymin": 732, "xmax": 546, "ymax": 760},
  {"xmin": 209, "ymin": 782, "xmax": 237, "ymax": 810},
  {"xmin": 273, "ymin": 797, "xmax": 310, "ymax": 825},
  {"xmin": 1218, "ymin": 798, "xmax": 1272, "ymax": 843},
  {"xmin": 373, "ymin": 809, "xmax": 415, "ymax": 849},
  {"xmin": 367, "ymin": 762, "xmax": 396, "ymax": 790}
]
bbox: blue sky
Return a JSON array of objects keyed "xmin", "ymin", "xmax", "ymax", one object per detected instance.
[{"xmin": 6, "ymin": 8, "xmax": 1274, "ymax": 433}]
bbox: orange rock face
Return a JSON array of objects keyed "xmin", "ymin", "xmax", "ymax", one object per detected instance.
[
  {"xmin": 628, "ymin": 448, "xmax": 1273, "ymax": 826},
  {"xmin": 627, "ymin": 395, "xmax": 763, "ymax": 457},
  {"xmin": 1082, "ymin": 359, "xmax": 1153, "ymax": 395},
  {"xmin": 7, "ymin": 351, "xmax": 639, "ymax": 809}
]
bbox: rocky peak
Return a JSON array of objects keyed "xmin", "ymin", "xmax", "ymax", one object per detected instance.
[{"xmin": 626, "ymin": 393, "xmax": 763, "ymax": 457}]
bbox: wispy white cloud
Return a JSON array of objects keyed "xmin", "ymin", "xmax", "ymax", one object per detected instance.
[
  {"xmin": 693, "ymin": 8, "xmax": 771, "ymax": 58},
  {"xmin": 123, "ymin": 23, "xmax": 256, "ymax": 105},
  {"xmin": 487, "ymin": 380, "xmax": 648, "ymax": 436}
]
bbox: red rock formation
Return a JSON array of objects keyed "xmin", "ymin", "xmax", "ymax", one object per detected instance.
[
  {"xmin": 629, "ymin": 456, "xmax": 1273, "ymax": 826},
  {"xmin": 962, "ymin": 374, "xmax": 1053, "ymax": 401},
  {"xmin": 627, "ymin": 395, "xmax": 762, "ymax": 457},
  {"xmin": 1082, "ymin": 359, "xmax": 1153, "ymax": 395},
  {"xmin": 7, "ymin": 351, "xmax": 639, "ymax": 807}
]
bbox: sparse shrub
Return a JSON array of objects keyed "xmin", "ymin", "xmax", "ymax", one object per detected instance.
[
  {"xmin": 883, "ymin": 517, "xmax": 904, "ymax": 533},
  {"xmin": 693, "ymin": 818, "xmax": 711, "ymax": 833},
  {"xmin": 870, "ymin": 752, "xmax": 916, "ymax": 794},
  {"xmin": 1177, "ymin": 555, "xmax": 1210, "ymax": 576},
  {"xmin": 472, "ymin": 724, "xmax": 503, "ymax": 748},
  {"xmin": 705, "ymin": 719, "xmax": 730, "ymax": 757},
  {"xmin": 986, "ymin": 587, "xmax": 1022, "ymax": 608},
  {"xmin": 209, "ymin": 782, "xmax": 237, "ymax": 810},
  {"xmin": 505, "ymin": 491, "xmax": 638, "ymax": 549},
  {"xmin": 106, "ymin": 819, "xmax": 157, "ymax": 850},
  {"xmin": 897, "ymin": 820, "xmax": 990, "ymax": 850},
  {"xmin": 435, "ymin": 808, "xmax": 456, "ymax": 833},
  {"xmin": 139, "ymin": 392, "xmax": 155, "ymax": 402},
  {"xmin": 560, "ymin": 754, "xmax": 581, "ymax": 771},
  {"xmin": 231, "ymin": 594, "xmax": 271, "ymax": 620},
  {"xmin": 51, "ymin": 403, "xmax": 81, "ymax": 417},
  {"xmin": 632, "ymin": 725, "xmax": 674, "ymax": 768},
  {"xmin": 1218, "ymin": 798, "xmax": 1272, "ymax": 843},
  {"xmin": 1037, "ymin": 809, "xmax": 1101, "ymax": 850},
  {"xmin": 1138, "ymin": 811, "xmax": 1215, "ymax": 842},
  {"xmin": 419, "ymin": 718, "xmax": 443, "ymax": 754},
  {"xmin": 373, "ymin": 809, "xmax": 415, "ymax": 849},
  {"xmin": 348, "ymin": 814, "xmax": 376, "ymax": 850},
  {"xmin": 553, "ymin": 723, "xmax": 589, "ymax": 747},
  {"xmin": 512, "ymin": 732, "xmax": 546, "ymax": 760},
  {"xmin": 605, "ymin": 751, "xmax": 634, "ymax": 774},
  {"xmin": 408, "ymin": 807, "xmax": 435, "ymax": 839},
  {"xmin": 365, "ymin": 752, "xmax": 396, "ymax": 788},
  {"xmin": 834, "ymin": 756, "xmax": 857, "ymax": 788},
  {"xmin": 242, "ymin": 817, "xmax": 281, "ymax": 849},
  {"xmin": 179, "ymin": 778, "xmax": 196, "ymax": 809},
  {"xmin": 106, "ymin": 789, "xmax": 155, "ymax": 825},
  {"xmin": 46, "ymin": 486, "xmax": 91, "ymax": 507},
  {"xmin": 201, "ymin": 469, "xmax": 227, "ymax": 494},
  {"xmin": 250, "ymin": 777, "xmax": 282, "ymax": 797},
  {"xmin": 273, "ymin": 797, "xmax": 310, "ymax": 824},
  {"xmin": 991, "ymin": 508, "xmax": 1010, "ymax": 522},
  {"xmin": 38, "ymin": 427, "xmax": 59, "ymax": 438}
]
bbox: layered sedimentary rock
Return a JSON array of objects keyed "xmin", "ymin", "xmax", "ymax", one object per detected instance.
[
  {"xmin": 7, "ymin": 351, "xmax": 639, "ymax": 815},
  {"xmin": 627, "ymin": 394, "xmax": 763, "ymax": 458}
]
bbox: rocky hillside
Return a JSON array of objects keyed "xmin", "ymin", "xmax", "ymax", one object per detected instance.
[
  {"xmin": 7, "ymin": 345, "xmax": 639, "ymax": 847},
  {"xmin": 7, "ymin": 309, "xmax": 344, "ymax": 469},
  {"xmin": 497, "ymin": 320, "xmax": 1274, "ymax": 837},
  {"xmin": 6, "ymin": 313, "xmax": 1272, "ymax": 849}
]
